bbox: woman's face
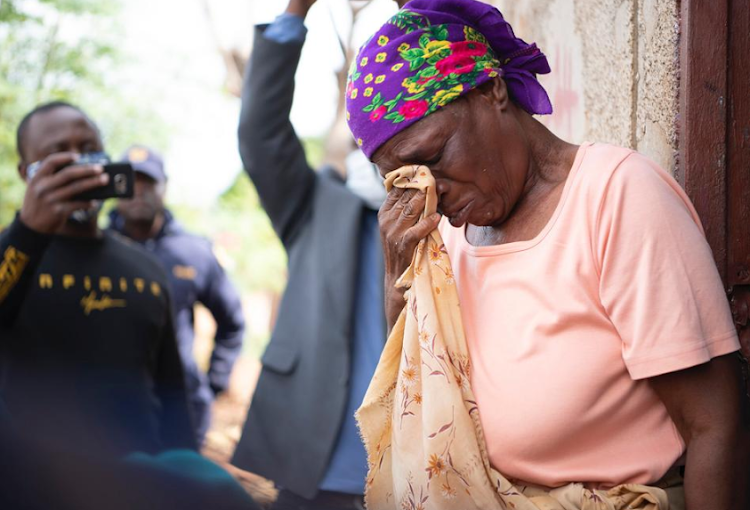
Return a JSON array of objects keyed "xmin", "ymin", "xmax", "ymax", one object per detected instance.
[{"xmin": 372, "ymin": 80, "xmax": 530, "ymax": 228}]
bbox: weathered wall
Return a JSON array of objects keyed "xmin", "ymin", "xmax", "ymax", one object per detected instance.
[{"xmin": 490, "ymin": 0, "xmax": 679, "ymax": 174}]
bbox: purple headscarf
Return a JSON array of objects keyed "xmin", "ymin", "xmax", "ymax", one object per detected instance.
[{"xmin": 346, "ymin": 0, "xmax": 553, "ymax": 159}]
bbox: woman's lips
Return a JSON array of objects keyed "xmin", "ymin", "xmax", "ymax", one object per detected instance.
[{"xmin": 445, "ymin": 200, "xmax": 473, "ymax": 227}]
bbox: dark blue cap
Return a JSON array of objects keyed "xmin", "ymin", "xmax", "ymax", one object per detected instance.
[{"xmin": 120, "ymin": 145, "xmax": 167, "ymax": 182}]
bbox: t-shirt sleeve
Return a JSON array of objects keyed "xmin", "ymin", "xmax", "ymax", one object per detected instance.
[{"xmin": 596, "ymin": 153, "xmax": 739, "ymax": 380}]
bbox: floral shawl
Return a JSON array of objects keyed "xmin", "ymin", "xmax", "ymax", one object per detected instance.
[{"xmin": 355, "ymin": 165, "xmax": 670, "ymax": 510}]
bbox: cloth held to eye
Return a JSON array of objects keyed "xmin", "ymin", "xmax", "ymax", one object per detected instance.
[{"xmin": 355, "ymin": 165, "xmax": 670, "ymax": 510}]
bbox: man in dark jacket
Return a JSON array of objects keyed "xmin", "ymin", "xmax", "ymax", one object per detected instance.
[
  {"xmin": 230, "ymin": 1, "xmax": 396, "ymax": 508},
  {"xmin": 110, "ymin": 145, "xmax": 246, "ymax": 444},
  {"xmin": 0, "ymin": 101, "xmax": 195, "ymax": 457}
]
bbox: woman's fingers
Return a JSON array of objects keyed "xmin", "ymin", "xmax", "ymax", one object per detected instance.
[
  {"xmin": 381, "ymin": 187, "xmax": 406, "ymax": 211},
  {"xmin": 399, "ymin": 190, "xmax": 425, "ymax": 220},
  {"xmin": 403, "ymin": 213, "xmax": 441, "ymax": 245}
]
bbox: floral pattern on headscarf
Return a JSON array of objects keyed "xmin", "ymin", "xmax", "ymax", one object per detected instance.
[{"xmin": 346, "ymin": 0, "xmax": 553, "ymax": 159}]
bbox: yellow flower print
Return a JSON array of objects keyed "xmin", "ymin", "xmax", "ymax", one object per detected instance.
[
  {"xmin": 426, "ymin": 454, "xmax": 446, "ymax": 478},
  {"xmin": 402, "ymin": 77, "xmax": 427, "ymax": 94},
  {"xmin": 444, "ymin": 266, "xmax": 455, "ymax": 285},
  {"xmin": 375, "ymin": 75, "xmax": 386, "ymax": 84},
  {"xmin": 398, "ymin": 42, "xmax": 410, "ymax": 52},
  {"xmin": 419, "ymin": 330, "xmax": 429, "ymax": 345},
  {"xmin": 431, "ymin": 85, "xmax": 464, "ymax": 106},
  {"xmin": 488, "ymin": 70, "xmax": 499, "ymax": 78},
  {"xmin": 440, "ymin": 483, "xmax": 457, "ymax": 500},
  {"xmin": 360, "ymin": 57, "xmax": 368, "ymax": 67},
  {"xmin": 364, "ymin": 87, "xmax": 373, "ymax": 97},
  {"xmin": 391, "ymin": 63, "xmax": 404, "ymax": 72},
  {"xmin": 364, "ymin": 73, "xmax": 374, "ymax": 84},
  {"xmin": 422, "ymin": 39, "xmax": 450, "ymax": 59},
  {"xmin": 346, "ymin": 111, "xmax": 350, "ymax": 121},
  {"xmin": 428, "ymin": 244, "xmax": 443, "ymax": 263},
  {"xmin": 357, "ymin": 138, "xmax": 363, "ymax": 146},
  {"xmin": 377, "ymin": 35, "xmax": 389, "ymax": 46},
  {"xmin": 350, "ymin": 88, "xmax": 358, "ymax": 99},
  {"xmin": 375, "ymin": 52, "xmax": 387, "ymax": 63},
  {"xmin": 401, "ymin": 362, "xmax": 418, "ymax": 387},
  {"xmin": 413, "ymin": 393, "xmax": 422, "ymax": 404}
]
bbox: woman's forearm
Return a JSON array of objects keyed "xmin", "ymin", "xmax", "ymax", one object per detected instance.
[{"xmin": 683, "ymin": 430, "xmax": 748, "ymax": 510}]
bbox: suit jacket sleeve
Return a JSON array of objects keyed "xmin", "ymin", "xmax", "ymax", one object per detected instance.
[{"xmin": 237, "ymin": 25, "xmax": 316, "ymax": 248}]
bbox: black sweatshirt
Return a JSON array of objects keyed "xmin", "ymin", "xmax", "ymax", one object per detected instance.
[{"xmin": 0, "ymin": 217, "xmax": 196, "ymax": 456}]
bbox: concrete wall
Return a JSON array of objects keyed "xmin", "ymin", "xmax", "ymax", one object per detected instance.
[{"xmin": 490, "ymin": 0, "xmax": 679, "ymax": 174}]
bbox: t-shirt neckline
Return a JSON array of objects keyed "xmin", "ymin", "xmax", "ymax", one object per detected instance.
[{"xmin": 458, "ymin": 142, "xmax": 591, "ymax": 257}]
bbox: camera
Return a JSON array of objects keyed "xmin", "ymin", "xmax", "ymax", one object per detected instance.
[{"xmin": 26, "ymin": 152, "xmax": 134, "ymax": 201}]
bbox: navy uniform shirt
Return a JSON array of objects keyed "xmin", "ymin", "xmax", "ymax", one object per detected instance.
[{"xmin": 109, "ymin": 210, "xmax": 245, "ymax": 416}]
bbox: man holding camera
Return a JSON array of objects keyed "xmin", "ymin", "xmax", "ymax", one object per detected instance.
[
  {"xmin": 109, "ymin": 145, "xmax": 246, "ymax": 445},
  {"xmin": 0, "ymin": 101, "xmax": 195, "ymax": 457}
]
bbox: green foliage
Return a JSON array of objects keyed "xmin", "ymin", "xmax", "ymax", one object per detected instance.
[{"xmin": 0, "ymin": 0, "xmax": 167, "ymax": 227}]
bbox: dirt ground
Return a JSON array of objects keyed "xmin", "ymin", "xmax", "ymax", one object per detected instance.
[{"xmin": 198, "ymin": 353, "xmax": 278, "ymax": 507}]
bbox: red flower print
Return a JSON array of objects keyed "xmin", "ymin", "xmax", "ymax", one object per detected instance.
[
  {"xmin": 450, "ymin": 40, "xmax": 487, "ymax": 57},
  {"xmin": 370, "ymin": 105, "xmax": 387, "ymax": 121},
  {"xmin": 436, "ymin": 54, "xmax": 476, "ymax": 75},
  {"xmin": 398, "ymin": 99, "xmax": 429, "ymax": 119}
]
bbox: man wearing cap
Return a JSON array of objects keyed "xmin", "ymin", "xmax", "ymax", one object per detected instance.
[{"xmin": 109, "ymin": 145, "xmax": 246, "ymax": 445}]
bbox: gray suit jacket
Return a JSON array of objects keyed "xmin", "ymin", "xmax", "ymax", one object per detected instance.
[{"xmin": 231, "ymin": 27, "xmax": 385, "ymax": 498}]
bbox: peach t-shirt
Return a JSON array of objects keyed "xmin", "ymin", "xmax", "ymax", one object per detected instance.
[{"xmin": 439, "ymin": 143, "xmax": 739, "ymax": 489}]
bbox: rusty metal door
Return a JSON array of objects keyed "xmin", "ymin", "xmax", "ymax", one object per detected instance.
[{"xmin": 677, "ymin": 0, "xmax": 750, "ymax": 368}]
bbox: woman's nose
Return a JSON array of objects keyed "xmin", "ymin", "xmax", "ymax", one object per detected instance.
[{"xmin": 435, "ymin": 180, "xmax": 449, "ymax": 198}]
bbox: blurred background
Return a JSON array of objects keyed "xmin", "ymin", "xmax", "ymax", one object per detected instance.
[{"xmin": 0, "ymin": 0, "xmax": 402, "ymax": 480}]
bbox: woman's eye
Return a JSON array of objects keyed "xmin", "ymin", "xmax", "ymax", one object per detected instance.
[{"xmin": 424, "ymin": 154, "xmax": 442, "ymax": 166}]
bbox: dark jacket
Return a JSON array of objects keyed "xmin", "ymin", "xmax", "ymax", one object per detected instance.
[
  {"xmin": 109, "ymin": 210, "xmax": 245, "ymax": 408},
  {"xmin": 231, "ymin": 27, "xmax": 385, "ymax": 498},
  {"xmin": 0, "ymin": 218, "xmax": 196, "ymax": 456}
]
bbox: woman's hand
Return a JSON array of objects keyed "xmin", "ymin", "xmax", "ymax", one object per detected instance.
[
  {"xmin": 20, "ymin": 152, "xmax": 106, "ymax": 235},
  {"xmin": 379, "ymin": 187, "xmax": 441, "ymax": 332}
]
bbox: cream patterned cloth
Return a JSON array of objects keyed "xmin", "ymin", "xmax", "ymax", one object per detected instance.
[{"xmin": 355, "ymin": 165, "xmax": 670, "ymax": 510}]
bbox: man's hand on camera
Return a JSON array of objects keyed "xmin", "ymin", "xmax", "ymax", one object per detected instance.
[{"xmin": 20, "ymin": 152, "xmax": 108, "ymax": 235}]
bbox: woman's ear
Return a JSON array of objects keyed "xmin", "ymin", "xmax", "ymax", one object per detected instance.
[
  {"xmin": 477, "ymin": 77, "xmax": 510, "ymax": 110},
  {"xmin": 491, "ymin": 77, "xmax": 510, "ymax": 109}
]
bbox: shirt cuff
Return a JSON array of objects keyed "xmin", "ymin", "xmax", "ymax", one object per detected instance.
[
  {"xmin": 3, "ymin": 215, "xmax": 53, "ymax": 258},
  {"xmin": 262, "ymin": 12, "xmax": 307, "ymax": 44},
  {"xmin": 626, "ymin": 331, "xmax": 741, "ymax": 380}
]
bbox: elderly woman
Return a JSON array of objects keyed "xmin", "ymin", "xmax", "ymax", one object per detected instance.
[{"xmin": 345, "ymin": 0, "xmax": 748, "ymax": 509}]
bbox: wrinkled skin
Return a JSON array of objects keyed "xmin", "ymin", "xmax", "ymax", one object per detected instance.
[{"xmin": 373, "ymin": 77, "xmax": 577, "ymax": 329}]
